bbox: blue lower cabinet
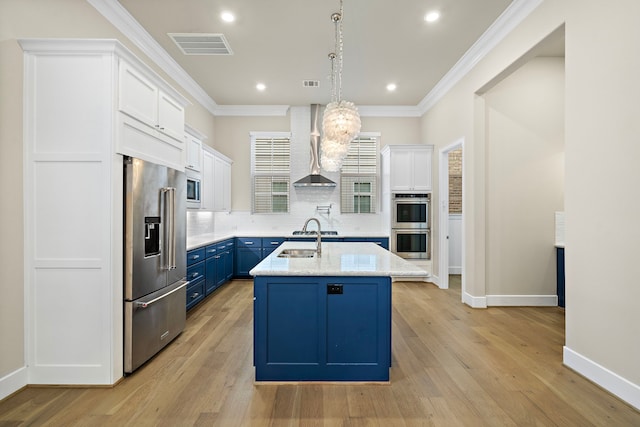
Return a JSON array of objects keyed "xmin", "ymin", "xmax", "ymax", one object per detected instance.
[
  {"xmin": 205, "ymin": 255, "xmax": 218, "ymax": 295},
  {"xmin": 262, "ymin": 237, "xmax": 286, "ymax": 258},
  {"xmin": 287, "ymin": 237, "xmax": 389, "ymax": 250},
  {"xmin": 187, "ymin": 260, "xmax": 205, "ymax": 284},
  {"xmin": 235, "ymin": 237, "xmax": 286, "ymax": 277},
  {"xmin": 186, "ymin": 240, "xmax": 236, "ymax": 310},
  {"xmin": 254, "ymin": 275, "xmax": 391, "ymax": 381},
  {"xmin": 186, "ymin": 278, "xmax": 205, "ymax": 310},
  {"xmin": 344, "ymin": 237, "xmax": 389, "ymax": 250},
  {"xmin": 223, "ymin": 239, "xmax": 234, "ymax": 281},
  {"xmin": 287, "ymin": 237, "xmax": 343, "ymax": 243},
  {"xmin": 235, "ymin": 248, "xmax": 262, "ymax": 277},
  {"xmin": 187, "ymin": 247, "xmax": 205, "ymax": 266}
]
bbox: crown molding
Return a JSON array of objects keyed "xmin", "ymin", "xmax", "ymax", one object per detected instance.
[
  {"xmin": 213, "ymin": 105, "xmax": 290, "ymax": 117},
  {"xmin": 87, "ymin": 0, "xmax": 215, "ymax": 112},
  {"xmin": 417, "ymin": 0, "xmax": 543, "ymax": 115},
  {"xmin": 89, "ymin": 0, "xmax": 541, "ymax": 118},
  {"xmin": 357, "ymin": 105, "xmax": 422, "ymax": 118},
  {"xmin": 184, "ymin": 124, "xmax": 208, "ymax": 140}
]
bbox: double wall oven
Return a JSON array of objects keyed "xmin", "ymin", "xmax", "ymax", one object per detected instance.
[{"xmin": 391, "ymin": 193, "xmax": 431, "ymax": 259}]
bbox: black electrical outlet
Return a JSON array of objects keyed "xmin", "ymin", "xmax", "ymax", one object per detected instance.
[{"xmin": 327, "ymin": 284, "xmax": 343, "ymax": 294}]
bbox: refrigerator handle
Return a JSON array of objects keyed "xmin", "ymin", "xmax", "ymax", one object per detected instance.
[{"xmin": 162, "ymin": 187, "xmax": 177, "ymax": 270}]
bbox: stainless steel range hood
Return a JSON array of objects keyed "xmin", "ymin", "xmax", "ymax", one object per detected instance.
[{"xmin": 293, "ymin": 104, "xmax": 336, "ymax": 187}]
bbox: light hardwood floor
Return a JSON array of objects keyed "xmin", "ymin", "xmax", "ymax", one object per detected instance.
[{"xmin": 1, "ymin": 276, "xmax": 639, "ymax": 426}]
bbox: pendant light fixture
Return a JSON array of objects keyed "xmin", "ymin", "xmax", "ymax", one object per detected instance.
[{"xmin": 321, "ymin": 0, "xmax": 361, "ymax": 172}]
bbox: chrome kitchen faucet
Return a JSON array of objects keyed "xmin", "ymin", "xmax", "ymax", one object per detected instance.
[{"xmin": 301, "ymin": 217, "xmax": 322, "ymax": 256}]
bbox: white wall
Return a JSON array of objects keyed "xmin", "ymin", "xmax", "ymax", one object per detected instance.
[
  {"xmin": 563, "ymin": 0, "xmax": 640, "ymax": 403},
  {"xmin": 483, "ymin": 57, "xmax": 565, "ymax": 302},
  {"xmin": 422, "ymin": 0, "xmax": 640, "ymax": 409}
]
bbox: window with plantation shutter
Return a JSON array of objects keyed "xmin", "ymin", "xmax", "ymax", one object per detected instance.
[
  {"xmin": 341, "ymin": 135, "xmax": 379, "ymax": 213},
  {"xmin": 251, "ymin": 132, "xmax": 291, "ymax": 213}
]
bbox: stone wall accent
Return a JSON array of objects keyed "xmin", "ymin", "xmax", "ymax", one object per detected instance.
[{"xmin": 449, "ymin": 149, "xmax": 463, "ymax": 214}]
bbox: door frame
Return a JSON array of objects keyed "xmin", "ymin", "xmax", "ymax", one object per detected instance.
[{"xmin": 438, "ymin": 139, "xmax": 464, "ymax": 296}]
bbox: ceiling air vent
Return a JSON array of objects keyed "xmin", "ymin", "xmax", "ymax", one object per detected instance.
[
  {"xmin": 168, "ymin": 33, "xmax": 233, "ymax": 55},
  {"xmin": 303, "ymin": 80, "xmax": 320, "ymax": 88}
]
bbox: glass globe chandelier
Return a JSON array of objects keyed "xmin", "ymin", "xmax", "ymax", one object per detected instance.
[{"xmin": 321, "ymin": 0, "xmax": 361, "ymax": 172}]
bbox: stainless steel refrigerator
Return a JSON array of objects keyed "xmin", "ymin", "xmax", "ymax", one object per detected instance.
[{"xmin": 123, "ymin": 156, "xmax": 188, "ymax": 374}]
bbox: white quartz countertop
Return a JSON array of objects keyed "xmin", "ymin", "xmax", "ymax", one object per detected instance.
[
  {"xmin": 187, "ymin": 232, "xmax": 236, "ymax": 251},
  {"xmin": 250, "ymin": 241, "xmax": 429, "ymax": 277}
]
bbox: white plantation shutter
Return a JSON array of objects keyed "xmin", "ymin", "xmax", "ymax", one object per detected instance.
[
  {"xmin": 341, "ymin": 136, "xmax": 378, "ymax": 213},
  {"xmin": 252, "ymin": 133, "xmax": 291, "ymax": 213}
]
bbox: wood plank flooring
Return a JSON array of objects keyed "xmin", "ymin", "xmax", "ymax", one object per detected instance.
[{"xmin": 1, "ymin": 276, "xmax": 639, "ymax": 426}]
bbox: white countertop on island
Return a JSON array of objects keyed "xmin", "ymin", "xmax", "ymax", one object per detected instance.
[{"xmin": 250, "ymin": 241, "xmax": 429, "ymax": 278}]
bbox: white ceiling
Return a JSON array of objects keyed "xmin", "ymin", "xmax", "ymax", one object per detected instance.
[{"xmin": 116, "ymin": 0, "xmax": 525, "ymax": 108}]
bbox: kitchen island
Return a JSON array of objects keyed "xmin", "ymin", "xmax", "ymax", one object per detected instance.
[{"xmin": 250, "ymin": 241, "xmax": 427, "ymax": 382}]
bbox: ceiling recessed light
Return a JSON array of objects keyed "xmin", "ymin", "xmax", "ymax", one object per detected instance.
[
  {"xmin": 424, "ymin": 11, "xmax": 440, "ymax": 23},
  {"xmin": 256, "ymin": 83, "xmax": 266, "ymax": 91},
  {"xmin": 221, "ymin": 11, "xmax": 235, "ymax": 23},
  {"xmin": 386, "ymin": 83, "xmax": 397, "ymax": 92}
]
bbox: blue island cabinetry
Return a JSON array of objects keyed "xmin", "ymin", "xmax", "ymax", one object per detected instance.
[{"xmin": 253, "ymin": 275, "xmax": 391, "ymax": 381}]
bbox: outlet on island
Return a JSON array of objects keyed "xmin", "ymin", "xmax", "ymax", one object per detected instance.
[{"xmin": 327, "ymin": 284, "xmax": 343, "ymax": 294}]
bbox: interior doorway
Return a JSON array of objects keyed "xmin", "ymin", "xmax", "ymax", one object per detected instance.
[{"xmin": 438, "ymin": 139, "xmax": 464, "ymax": 298}]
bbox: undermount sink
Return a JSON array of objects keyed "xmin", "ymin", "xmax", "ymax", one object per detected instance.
[{"xmin": 277, "ymin": 249, "xmax": 317, "ymax": 258}]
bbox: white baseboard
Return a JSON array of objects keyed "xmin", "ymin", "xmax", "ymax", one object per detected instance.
[
  {"xmin": 563, "ymin": 346, "xmax": 640, "ymax": 411},
  {"xmin": 0, "ymin": 366, "xmax": 27, "ymax": 401},
  {"xmin": 430, "ymin": 274, "xmax": 440, "ymax": 287},
  {"xmin": 463, "ymin": 291, "xmax": 487, "ymax": 308},
  {"xmin": 448, "ymin": 266, "xmax": 462, "ymax": 274},
  {"xmin": 486, "ymin": 294, "xmax": 558, "ymax": 306}
]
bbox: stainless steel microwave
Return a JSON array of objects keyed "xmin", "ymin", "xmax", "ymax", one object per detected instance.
[{"xmin": 186, "ymin": 176, "xmax": 201, "ymax": 208}]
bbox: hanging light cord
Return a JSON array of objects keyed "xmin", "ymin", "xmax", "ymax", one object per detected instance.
[{"xmin": 330, "ymin": 0, "xmax": 344, "ymax": 103}]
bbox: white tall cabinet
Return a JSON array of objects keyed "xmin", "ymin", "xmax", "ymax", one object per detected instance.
[
  {"xmin": 381, "ymin": 144, "xmax": 434, "ymax": 276},
  {"xmin": 19, "ymin": 39, "xmax": 189, "ymax": 385}
]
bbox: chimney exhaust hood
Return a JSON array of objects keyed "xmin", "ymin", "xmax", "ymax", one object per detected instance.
[{"xmin": 293, "ymin": 104, "xmax": 336, "ymax": 187}]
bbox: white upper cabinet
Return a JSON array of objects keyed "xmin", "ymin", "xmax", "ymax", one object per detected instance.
[
  {"xmin": 186, "ymin": 135, "xmax": 202, "ymax": 171},
  {"xmin": 117, "ymin": 61, "xmax": 188, "ymax": 170},
  {"xmin": 119, "ymin": 62, "xmax": 185, "ymax": 143},
  {"xmin": 158, "ymin": 91, "xmax": 187, "ymax": 142},
  {"xmin": 382, "ymin": 145, "xmax": 434, "ymax": 192},
  {"xmin": 119, "ymin": 62, "xmax": 158, "ymax": 126},
  {"xmin": 185, "ymin": 125, "xmax": 204, "ymax": 172}
]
